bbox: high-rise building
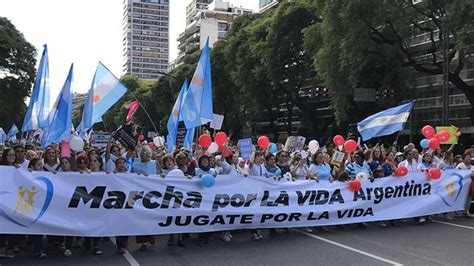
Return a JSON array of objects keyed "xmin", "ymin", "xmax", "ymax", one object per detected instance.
[
  {"xmin": 122, "ymin": 0, "xmax": 170, "ymax": 80},
  {"xmin": 177, "ymin": 0, "xmax": 253, "ymax": 60}
]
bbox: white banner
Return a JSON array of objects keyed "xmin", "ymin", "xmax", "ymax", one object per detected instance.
[{"xmin": 0, "ymin": 166, "xmax": 471, "ymax": 236}]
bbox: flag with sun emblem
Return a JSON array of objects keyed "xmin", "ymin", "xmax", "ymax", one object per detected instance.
[{"xmin": 77, "ymin": 62, "xmax": 127, "ymax": 135}]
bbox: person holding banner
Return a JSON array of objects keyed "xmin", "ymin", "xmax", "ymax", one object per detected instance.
[
  {"xmin": 42, "ymin": 147, "xmax": 60, "ymax": 172},
  {"xmin": 132, "ymin": 145, "xmax": 158, "ymax": 176},
  {"xmin": 381, "ymin": 151, "xmax": 397, "ymax": 177},
  {"xmin": 159, "ymin": 154, "xmax": 177, "ymax": 176},
  {"xmin": 308, "ymin": 151, "xmax": 333, "ymax": 182},
  {"xmin": 248, "ymin": 150, "xmax": 265, "ymax": 177},
  {"xmin": 456, "ymin": 152, "xmax": 473, "ymax": 217},
  {"xmin": 275, "ymin": 150, "xmax": 290, "ymax": 175},
  {"xmin": 27, "ymin": 158, "xmax": 48, "ymax": 259},
  {"xmin": 344, "ymin": 151, "xmax": 373, "ymax": 180},
  {"xmin": 398, "ymin": 150, "xmax": 418, "ymax": 172},
  {"xmin": 264, "ymin": 153, "xmax": 282, "ymax": 179},
  {"xmin": 289, "ymin": 152, "xmax": 311, "ymax": 181},
  {"xmin": 195, "ymin": 154, "xmax": 217, "ymax": 177},
  {"xmin": 0, "ymin": 148, "xmax": 20, "ymax": 259},
  {"xmin": 14, "ymin": 144, "xmax": 29, "ymax": 169},
  {"xmin": 113, "ymin": 157, "xmax": 130, "ymax": 254}
]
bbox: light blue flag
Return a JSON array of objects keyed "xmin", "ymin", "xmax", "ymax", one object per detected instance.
[
  {"xmin": 8, "ymin": 124, "xmax": 19, "ymax": 141},
  {"xmin": 42, "ymin": 64, "xmax": 74, "ymax": 148},
  {"xmin": 77, "ymin": 62, "xmax": 127, "ymax": 134},
  {"xmin": 180, "ymin": 38, "xmax": 213, "ymax": 129},
  {"xmin": 167, "ymin": 79, "xmax": 188, "ymax": 152},
  {"xmin": 22, "ymin": 44, "xmax": 50, "ymax": 132},
  {"xmin": 357, "ymin": 101, "xmax": 415, "ymax": 141},
  {"xmin": 183, "ymin": 127, "xmax": 195, "ymax": 151},
  {"xmin": 0, "ymin": 128, "xmax": 7, "ymax": 144}
]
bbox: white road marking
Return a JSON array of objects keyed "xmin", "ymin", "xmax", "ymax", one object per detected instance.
[
  {"xmin": 296, "ymin": 230, "xmax": 403, "ymax": 266},
  {"xmin": 434, "ymin": 220, "xmax": 474, "ymax": 230},
  {"xmin": 110, "ymin": 237, "xmax": 140, "ymax": 266}
]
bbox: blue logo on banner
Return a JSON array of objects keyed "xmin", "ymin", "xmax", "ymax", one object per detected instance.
[
  {"xmin": 435, "ymin": 173, "xmax": 463, "ymax": 207},
  {"xmin": 0, "ymin": 176, "xmax": 54, "ymax": 227}
]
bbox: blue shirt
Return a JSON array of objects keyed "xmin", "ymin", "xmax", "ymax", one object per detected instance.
[
  {"xmin": 344, "ymin": 162, "xmax": 373, "ymax": 178},
  {"xmin": 263, "ymin": 166, "xmax": 282, "ymax": 178},
  {"xmin": 132, "ymin": 160, "xmax": 157, "ymax": 175},
  {"xmin": 310, "ymin": 163, "xmax": 332, "ymax": 180},
  {"xmin": 195, "ymin": 168, "xmax": 217, "ymax": 177}
]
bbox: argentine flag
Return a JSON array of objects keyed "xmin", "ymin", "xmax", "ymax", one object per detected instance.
[
  {"xmin": 180, "ymin": 38, "xmax": 213, "ymax": 129},
  {"xmin": 77, "ymin": 62, "xmax": 127, "ymax": 134},
  {"xmin": 357, "ymin": 101, "xmax": 415, "ymax": 141},
  {"xmin": 167, "ymin": 79, "xmax": 188, "ymax": 152},
  {"xmin": 42, "ymin": 64, "xmax": 74, "ymax": 148},
  {"xmin": 22, "ymin": 44, "xmax": 50, "ymax": 132}
]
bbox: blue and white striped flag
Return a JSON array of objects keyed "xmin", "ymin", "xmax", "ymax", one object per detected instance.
[
  {"xmin": 77, "ymin": 62, "xmax": 127, "ymax": 135},
  {"xmin": 357, "ymin": 101, "xmax": 414, "ymax": 141},
  {"xmin": 22, "ymin": 44, "xmax": 50, "ymax": 131},
  {"xmin": 167, "ymin": 79, "xmax": 188, "ymax": 152},
  {"xmin": 41, "ymin": 64, "xmax": 74, "ymax": 148},
  {"xmin": 180, "ymin": 38, "xmax": 213, "ymax": 129},
  {"xmin": 8, "ymin": 124, "xmax": 19, "ymax": 141}
]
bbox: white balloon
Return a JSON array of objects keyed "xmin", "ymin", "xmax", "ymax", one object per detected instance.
[
  {"xmin": 153, "ymin": 136, "xmax": 165, "ymax": 147},
  {"xmin": 70, "ymin": 136, "xmax": 84, "ymax": 152},
  {"xmin": 207, "ymin": 142, "xmax": 219, "ymax": 153},
  {"xmin": 308, "ymin": 140, "xmax": 320, "ymax": 154},
  {"xmin": 166, "ymin": 169, "xmax": 185, "ymax": 176}
]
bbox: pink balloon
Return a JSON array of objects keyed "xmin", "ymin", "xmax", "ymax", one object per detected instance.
[
  {"xmin": 422, "ymin": 125, "xmax": 435, "ymax": 139},
  {"xmin": 428, "ymin": 138, "xmax": 440, "ymax": 150},
  {"xmin": 343, "ymin": 139, "xmax": 357, "ymax": 153},
  {"xmin": 215, "ymin": 132, "xmax": 228, "ymax": 146},
  {"xmin": 257, "ymin": 136, "xmax": 270, "ymax": 149},
  {"xmin": 333, "ymin": 135, "xmax": 345, "ymax": 146},
  {"xmin": 348, "ymin": 180, "xmax": 361, "ymax": 192},
  {"xmin": 198, "ymin": 134, "xmax": 212, "ymax": 148},
  {"xmin": 438, "ymin": 130, "xmax": 451, "ymax": 142},
  {"xmin": 60, "ymin": 140, "xmax": 71, "ymax": 158},
  {"xmin": 427, "ymin": 168, "xmax": 441, "ymax": 179}
]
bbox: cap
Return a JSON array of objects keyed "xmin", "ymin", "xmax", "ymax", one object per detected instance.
[{"xmin": 395, "ymin": 152, "xmax": 403, "ymax": 156}]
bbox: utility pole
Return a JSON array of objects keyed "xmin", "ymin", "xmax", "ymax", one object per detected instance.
[{"xmin": 442, "ymin": 19, "xmax": 450, "ymax": 125}]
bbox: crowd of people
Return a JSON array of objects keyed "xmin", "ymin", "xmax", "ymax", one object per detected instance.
[{"xmin": 0, "ymin": 133, "xmax": 473, "ymax": 259}]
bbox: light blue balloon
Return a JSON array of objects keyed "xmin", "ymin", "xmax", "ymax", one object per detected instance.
[
  {"xmin": 201, "ymin": 174, "xmax": 215, "ymax": 188},
  {"xmin": 269, "ymin": 143, "xmax": 278, "ymax": 153},
  {"xmin": 420, "ymin": 139, "xmax": 429, "ymax": 149}
]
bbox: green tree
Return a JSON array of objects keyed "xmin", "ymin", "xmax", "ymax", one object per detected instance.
[
  {"xmin": 304, "ymin": 0, "xmax": 474, "ymax": 125},
  {"xmin": 0, "ymin": 17, "xmax": 36, "ymax": 128}
]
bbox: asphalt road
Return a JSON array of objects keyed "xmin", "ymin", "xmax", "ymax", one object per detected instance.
[{"xmin": 2, "ymin": 216, "xmax": 473, "ymax": 266}]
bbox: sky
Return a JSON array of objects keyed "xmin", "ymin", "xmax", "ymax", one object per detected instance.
[{"xmin": 0, "ymin": 0, "xmax": 258, "ymax": 106}]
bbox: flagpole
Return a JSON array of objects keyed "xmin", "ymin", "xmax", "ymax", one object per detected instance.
[
  {"xmin": 98, "ymin": 62, "xmax": 159, "ymax": 134},
  {"xmin": 127, "ymin": 90, "xmax": 158, "ymax": 133}
]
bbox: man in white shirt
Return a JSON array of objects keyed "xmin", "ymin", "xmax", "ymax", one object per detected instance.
[{"xmin": 14, "ymin": 144, "xmax": 29, "ymax": 169}]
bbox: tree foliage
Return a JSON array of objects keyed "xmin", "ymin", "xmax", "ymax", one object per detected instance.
[{"xmin": 0, "ymin": 17, "xmax": 36, "ymax": 128}]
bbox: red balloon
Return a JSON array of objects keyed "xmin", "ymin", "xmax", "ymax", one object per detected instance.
[
  {"xmin": 438, "ymin": 130, "xmax": 451, "ymax": 142},
  {"xmin": 198, "ymin": 134, "xmax": 212, "ymax": 148},
  {"xmin": 218, "ymin": 144, "xmax": 231, "ymax": 157},
  {"xmin": 427, "ymin": 168, "xmax": 441, "ymax": 179},
  {"xmin": 422, "ymin": 125, "xmax": 435, "ymax": 139},
  {"xmin": 343, "ymin": 139, "xmax": 357, "ymax": 153},
  {"xmin": 348, "ymin": 179, "xmax": 361, "ymax": 192},
  {"xmin": 394, "ymin": 166, "xmax": 408, "ymax": 177},
  {"xmin": 257, "ymin": 136, "xmax": 270, "ymax": 149},
  {"xmin": 333, "ymin": 135, "xmax": 345, "ymax": 146},
  {"xmin": 428, "ymin": 138, "xmax": 440, "ymax": 150},
  {"xmin": 215, "ymin": 132, "xmax": 228, "ymax": 146}
]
